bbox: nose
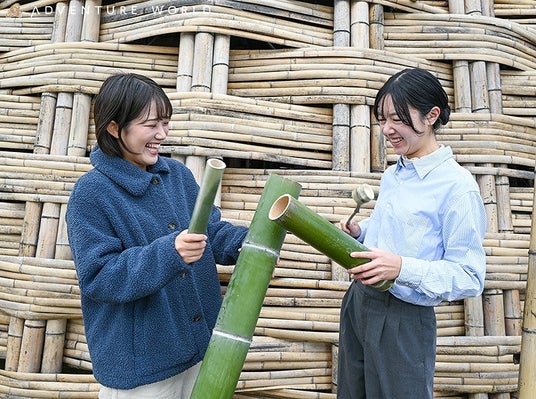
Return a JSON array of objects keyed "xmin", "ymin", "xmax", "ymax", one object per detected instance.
[
  {"xmin": 381, "ymin": 120, "xmax": 395, "ymax": 136},
  {"xmin": 155, "ymin": 122, "xmax": 168, "ymax": 140}
]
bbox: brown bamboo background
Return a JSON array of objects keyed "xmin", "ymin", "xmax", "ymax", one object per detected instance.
[{"xmin": 0, "ymin": 0, "xmax": 535, "ymax": 398}]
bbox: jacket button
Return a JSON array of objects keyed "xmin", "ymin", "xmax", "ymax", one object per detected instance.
[
  {"xmin": 193, "ymin": 315, "xmax": 202, "ymax": 322},
  {"xmin": 168, "ymin": 222, "xmax": 176, "ymax": 229},
  {"xmin": 151, "ymin": 177, "xmax": 159, "ymax": 185}
]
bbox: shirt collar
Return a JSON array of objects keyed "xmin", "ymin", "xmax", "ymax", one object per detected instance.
[{"xmin": 396, "ymin": 145, "xmax": 453, "ymax": 179}]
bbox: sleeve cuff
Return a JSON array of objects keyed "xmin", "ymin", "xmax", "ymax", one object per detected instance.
[{"xmin": 396, "ymin": 256, "xmax": 422, "ymax": 289}]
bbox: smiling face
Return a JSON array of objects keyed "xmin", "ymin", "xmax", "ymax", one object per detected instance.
[
  {"xmin": 107, "ymin": 102, "xmax": 169, "ymax": 170},
  {"xmin": 377, "ymin": 95, "xmax": 439, "ymax": 159}
]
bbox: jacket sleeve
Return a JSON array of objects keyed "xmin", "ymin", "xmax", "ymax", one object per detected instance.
[
  {"xmin": 206, "ymin": 206, "xmax": 248, "ymax": 265},
  {"xmin": 66, "ymin": 181, "xmax": 187, "ymax": 304}
]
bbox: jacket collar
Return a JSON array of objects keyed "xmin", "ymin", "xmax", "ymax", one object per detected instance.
[{"xmin": 90, "ymin": 146, "xmax": 170, "ymax": 196}]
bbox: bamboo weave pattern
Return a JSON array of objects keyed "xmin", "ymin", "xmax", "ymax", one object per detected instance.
[{"xmin": 0, "ymin": 0, "xmax": 534, "ymax": 398}]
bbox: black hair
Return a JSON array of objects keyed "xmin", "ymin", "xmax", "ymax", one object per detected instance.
[
  {"xmin": 373, "ymin": 68, "xmax": 450, "ymax": 134},
  {"xmin": 93, "ymin": 73, "xmax": 173, "ymax": 157}
]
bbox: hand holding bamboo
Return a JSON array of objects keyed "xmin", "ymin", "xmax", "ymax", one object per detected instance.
[{"xmin": 270, "ymin": 194, "xmax": 393, "ymax": 291}]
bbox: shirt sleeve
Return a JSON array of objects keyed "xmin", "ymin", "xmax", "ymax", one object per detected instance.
[
  {"xmin": 357, "ymin": 217, "xmax": 370, "ymax": 243},
  {"xmin": 394, "ymin": 190, "xmax": 487, "ymax": 306}
]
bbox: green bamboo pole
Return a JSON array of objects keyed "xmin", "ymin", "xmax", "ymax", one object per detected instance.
[
  {"xmin": 269, "ymin": 194, "xmax": 393, "ymax": 291},
  {"xmin": 190, "ymin": 174, "xmax": 302, "ymax": 399},
  {"xmin": 188, "ymin": 158, "xmax": 226, "ymax": 234},
  {"xmin": 518, "ymin": 175, "xmax": 536, "ymax": 398}
]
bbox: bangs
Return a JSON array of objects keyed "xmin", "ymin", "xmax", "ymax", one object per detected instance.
[
  {"xmin": 137, "ymin": 87, "xmax": 173, "ymax": 122},
  {"xmin": 152, "ymin": 92, "xmax": 173, "ymax": 120}
]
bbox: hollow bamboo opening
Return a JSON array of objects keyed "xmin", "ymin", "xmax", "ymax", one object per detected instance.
[
  {"xmin": 268, "ymin": 194, "xmax": 292, "ymax": 221},
  {"xmin": 207, "ymin": 157, "xmax": 226, "ymax": 170}
]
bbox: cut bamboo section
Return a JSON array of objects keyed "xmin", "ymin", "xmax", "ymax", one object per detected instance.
[
  {"xmin": 188, "ymin": 158, "xmax": 226, "ymax": 234},
  {"xmin": 269, "ymin": 194, "xmax": 393, "ymax": 291},
  {"xmin": 191, "ymin": 174, "xmax": 302, "ymax": 399}
]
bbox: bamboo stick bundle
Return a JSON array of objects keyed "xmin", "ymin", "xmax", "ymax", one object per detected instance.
[
  {"xmin": 63, "ymin": 318, "xmax": 92, "ymax": 371},
  {"xmin": 435, "ymin": 361, "xmax": 519, "ymax": 373},
  {"xmin": 166, "ymin": 140, "xmax": 332, "ymax": 168},
  {"xmin": 171, "ymin": 113, "xmax": 332, "ymax": 148},
  {"xmin": 169, "ymin": 92, "xmax": 333, "ymax": 125},
  {"xmin": 0, "ymin": 201, "xmax": 24, "ymax": 251},
  {"xmin": 268, "ymin": 278, "xmax": 350, "ymax": 292},
  {"xmin": 236, "ymin": 371, "xmax": 331, "ymax": 390},
  {"xmin": 188, "ymin": 158, "xmax": 226, "ymax": 233},
  {"xmin": 244, "ymin": 360, "xmax": 331, "ymax": 373},
  {"xmin": 265, "ymin": 287, "xmax": 344, "ymax": 301},
  {"xmin": 436, "ymin": 352, "xmax": 515, "ymax": 364},
  {"xmin": 244, "ymin": 348, "xmax": 331, "ymax": 364},
  {"xmin": 0, "ymin": 15, "xmax": 53, "ymax": 51},
  {"xmin": 0, "ymin": 311, "xmax": 8, "ymax": 355},
  {"xmin": 437, "ymin": 335, "xmax": 521, "ymax": 352},
  {"xmin": 0, "ymin": 52, "xmax": 177, "ymax": 80},
  {"xmin": 510, "ymin": 187, "xmax": 533, "ymax": 209},
  {"xmin": 259, "ymin": 308, "xmax": 340, "ymax": 323},
  {"xmin": 435, "ymin": 302, "xmax": 466, "ymax": 336},
  {"xmin": 99, "ymin": 4, "xmax": 332, "ymax": 47},
  {"xmin": 63, "ymin": 343, "xmax": 91, "ymax": 366},
  {"xmin": 0, "ymin": 255, "xmax": 80, "ymax": 318},
  {"xmin": 248, "ymin": 334, "xmax": 330, "ymax": 353},
  {"xmin": 255, "ymin": 326, "xmax": 338, "ymax": 344},
  {"xmin": 228, "ymin": 46, "xmax": 448, "ymax": 75},
  {"xmin": 0, "ymin": 368, "xmax": 99, "ymax": 398},
  {"xmin": 243, "ymin": 354, "xmax": 331, "ymax": 373},
  {"xmin": 255, "ymin": 317, "xmax": 338, "ymax": 334},
  {"xmin": 166, "ymin": 123, "xmax": 331, "ymax": 154},
  {"xmin": 234, "ymin": 389, "xmax": 336, "ymax": 399},
  {"xmin": 262, "ymin": 297, "xmax": 342, "ymax": 309}
]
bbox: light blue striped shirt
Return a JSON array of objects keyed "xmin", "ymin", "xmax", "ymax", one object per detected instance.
[{"xmin": 358, "ymin": 145, "xmax": 487, "ymax": 306}]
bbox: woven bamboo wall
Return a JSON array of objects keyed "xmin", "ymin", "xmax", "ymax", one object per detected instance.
[{"xmin": 0, "ymin": 0, "xmax": 534, "ymax": 398}]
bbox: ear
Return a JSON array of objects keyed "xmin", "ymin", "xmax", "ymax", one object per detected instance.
[
  {"xmin": 426, "ymin": 106, "xmax": 441, "ymax": 125},
  {"xmin": 106, "ymin": 121, "xmax": 120, "ymax": 138}
]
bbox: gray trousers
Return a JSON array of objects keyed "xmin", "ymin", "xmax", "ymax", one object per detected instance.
[{"xmin": 337, "ymin": 281, "xmax": 436, "ymax": 399}]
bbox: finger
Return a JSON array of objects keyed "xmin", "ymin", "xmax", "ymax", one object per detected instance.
[
  {"xmin": 349, "ymin": 251, "xmax": 373, "ymax": 258},
  {"xmin": 183, "ymin": 233, "xmax": 207, "ymax": 243}
]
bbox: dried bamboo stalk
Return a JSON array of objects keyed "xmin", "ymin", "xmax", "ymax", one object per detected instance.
[{"xmin": 518, "ymin": 174, "xmax": 536, "ymax": 397}]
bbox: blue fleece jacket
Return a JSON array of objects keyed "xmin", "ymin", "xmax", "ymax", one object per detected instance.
[{"xmin": 66, "ymin": 147, "xmax": 247, "ymax": 389}]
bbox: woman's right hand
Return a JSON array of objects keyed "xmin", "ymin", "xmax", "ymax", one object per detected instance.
[
  {"xmin": 339, "ymin": 219, "xmax": 361, "ymax": 239},
  {"xmin": 174, "ymin": 230, "xmax": 207, "ymax": 264}
]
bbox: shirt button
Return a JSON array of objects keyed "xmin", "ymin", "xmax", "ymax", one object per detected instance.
[
  {"xmin": 193, "ymin": 315, "xmax": 202, "ymax": 322},
  {"xmin": 151, "ymin": 177, "xmax": 159, "ymax": 185}
]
